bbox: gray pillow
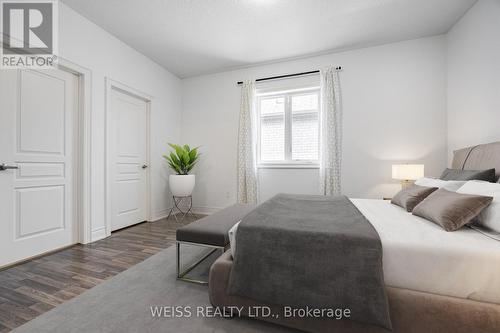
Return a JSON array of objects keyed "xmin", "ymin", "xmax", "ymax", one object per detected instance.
[
  {"xmin": 412, "ymin": 188, "xmax": 493, "ymax": 232},
  {"xmin": 439, "ymin": 168, "xmax": 496, "ymax": 182},
  {"xmin": 391, "ymin": 185, "xmax": 438, "ymax": 212}
]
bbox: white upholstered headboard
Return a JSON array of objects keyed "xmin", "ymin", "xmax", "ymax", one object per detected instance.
[{"xmin": 451, "ymin": 141, "xmax": 500, "ymax": 182}]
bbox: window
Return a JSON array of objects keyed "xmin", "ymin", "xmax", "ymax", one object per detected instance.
[{"xmin": 257, "ymin": 88, "xmax": 320, "ymax": 167}]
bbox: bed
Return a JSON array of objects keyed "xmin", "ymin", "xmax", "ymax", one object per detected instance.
[{"xmin": 208, "ymin": 141, "xmax": 500, "ymax": 333}]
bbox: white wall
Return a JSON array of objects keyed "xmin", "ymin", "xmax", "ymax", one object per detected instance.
[
  {"xmin": 447, "ymin": 0, "xmax": 500, "ymax": 161},
  {"xmin": 181, "ymin": 36, "xmax": 448, "ymax": 211},
  {"xmin": 59, "ymin": 3, "xmax": 182, "ymax": 241},
  {"xmin": 59, "ymin": 0, "xmax": 499, "ymax": 232}
]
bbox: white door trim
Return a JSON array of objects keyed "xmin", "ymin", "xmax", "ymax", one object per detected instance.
[
  {"xmin": 105, "ymin": 78, "xmax": 152, "ymax": 237},
  {"xmin": 57, "ymin": 58, "xmax": 93, "ymax": 245}
]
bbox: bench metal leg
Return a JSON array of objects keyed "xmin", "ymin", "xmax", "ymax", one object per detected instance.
[{"xmin": 176, "ymin": 241, "xmax": 225, "ymax": 285}]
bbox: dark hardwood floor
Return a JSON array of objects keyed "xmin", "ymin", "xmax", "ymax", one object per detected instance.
[{"xmin": 0, "ymin": 216, "xmax": 199, "ymax": 332}]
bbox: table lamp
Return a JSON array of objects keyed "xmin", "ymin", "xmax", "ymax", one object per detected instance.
[{"xmin": 392, "ymin": 164, "xmax": 424, "ymax": 189}]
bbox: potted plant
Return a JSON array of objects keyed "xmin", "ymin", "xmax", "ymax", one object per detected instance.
[{"xmin": 163, "ymin": 143, "xmax": 200, "ymax": 197}]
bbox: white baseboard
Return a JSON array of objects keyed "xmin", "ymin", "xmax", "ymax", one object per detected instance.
[
  {"xmin": 151, "ymin": 206, "xmax": 222, "ymax": 221},
  {"xmin": 152, "ymin": 208, "xmax": 170, "ymax": 221},
  {"xmin": 91, "ymin": 226, "xmax": 107, "ymax": 242},
  {"xmin": 192, "ymin": 206, "xmax": 222, "ymax": 215}
]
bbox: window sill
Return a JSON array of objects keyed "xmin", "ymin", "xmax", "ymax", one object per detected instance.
[{"xmin": 258, "ymin": 164, "xmax": 320, "ymax": 169}]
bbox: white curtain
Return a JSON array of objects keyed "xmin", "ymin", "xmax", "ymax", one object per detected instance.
[
  {"xmin": 319, "ymin": 67, "xmax": 342, "ymax": 196},
  {"xmin": 237, "ymin": 80, "xmax": 259, "ymax": 204}
]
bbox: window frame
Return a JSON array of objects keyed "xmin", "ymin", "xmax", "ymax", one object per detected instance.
[{"xmin": 256, "ymin": 86, "xmax": 320, "ymax": 169}]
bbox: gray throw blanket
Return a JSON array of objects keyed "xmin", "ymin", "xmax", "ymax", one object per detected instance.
[{"xmin": 228, "ymin": 194, "xmax": 391, "ymax": 330}]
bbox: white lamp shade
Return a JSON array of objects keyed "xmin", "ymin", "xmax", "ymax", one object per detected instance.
[{"xmin": 392, "ymin": 164, "xmax": 424, "ymax": 181}]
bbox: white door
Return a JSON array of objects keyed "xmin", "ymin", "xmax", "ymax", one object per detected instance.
[
  {"xmin": 109, "ymin": 88, "xmax": 149, "ymax": 231},
  {"xmin": 0, "ymin": 68, "xmax": 79, "ymax": 267}
]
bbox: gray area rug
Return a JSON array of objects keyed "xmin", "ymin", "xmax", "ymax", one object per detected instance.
[{"xmin": 13, "ymin": 245, "xmax": 298, "ymax": 333}]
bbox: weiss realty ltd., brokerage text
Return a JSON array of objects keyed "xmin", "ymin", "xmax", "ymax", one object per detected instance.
[{"xmin": 150, "ymin": 305, "xmax": 351, "ymax": 320}]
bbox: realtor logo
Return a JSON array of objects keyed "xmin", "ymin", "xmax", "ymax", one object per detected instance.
[{"xmin": 1, "ymin": 0, "xmax": 58, "ymax": 68}]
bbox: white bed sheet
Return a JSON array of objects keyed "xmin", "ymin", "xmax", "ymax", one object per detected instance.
[{"xmin": 351, "ymin": 198, "xmax": 500, "ymax": 304}]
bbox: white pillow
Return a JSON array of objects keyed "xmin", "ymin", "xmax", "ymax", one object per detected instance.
[
  {"xmin": 228, "ymin": 220, "xmax": 241, "ymax": 256},
  {"xmin": 414, "ymin": 177, "xmax": 467, "ymax": 192},
  {"xmin": 457, "ymin": 181, "xmax": 500, "ymax": 232}
]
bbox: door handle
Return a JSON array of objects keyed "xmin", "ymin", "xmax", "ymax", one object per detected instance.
[
  {"xmin": 0, "ymin": 163, "xmax": 19, "ymax": 171},
  {"xmin": 142, "ymin": 164, "xmax": 148, "ymax": 169}
]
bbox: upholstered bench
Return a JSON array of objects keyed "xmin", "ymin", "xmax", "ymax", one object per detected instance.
[{"xmin": 176, "ymin": 203, "xmax": 255, "ymax": 284}]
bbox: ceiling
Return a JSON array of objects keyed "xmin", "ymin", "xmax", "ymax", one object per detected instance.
[{"xmin": 61, "ymin": 0, "xmax": 476, "ymax": 78}]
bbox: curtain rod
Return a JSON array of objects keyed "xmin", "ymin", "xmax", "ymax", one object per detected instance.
[{"xmin": 236, "ymin": 66, "xmax": 342, "ymax": 85}]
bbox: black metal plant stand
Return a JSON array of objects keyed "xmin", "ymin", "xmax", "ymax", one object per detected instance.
[{"xmin": 166, "ymin": 195, "xmax": 197, "ymax": 222}]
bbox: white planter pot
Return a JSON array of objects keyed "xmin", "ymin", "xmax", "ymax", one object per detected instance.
[{"xmin": 169, "ymin": 174, "xmax": 196, "ymax": 197}]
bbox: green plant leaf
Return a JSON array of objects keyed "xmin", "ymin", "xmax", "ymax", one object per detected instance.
[
  {"xmin": 168, "ymin": 143, "xmax": 184, "ymax": 159},
  {"xmin": 169, "ymin": 160, "xmax": 182, "ymax": 174},
  {"xmin": 175, "ymin": 148, "xmax": 184, "ymax": 159},
  {"xmin": 170, "ymin": 152, "xmax": 180, "ymax": 165},
  {"xmin": 188, "ymin": 148, "xmax": 198, "ymax": 161},
  {"xmin": 164, "ymin": 143, "xmax": 201, "ymax": 175},
  {"xmin": 173, "ymin": 166, "xmax": 182, "ymax": 175},
  {"xmin": 168, "ymin": 143, "xmax": 180, "ymax": 150},
  {"xmin": 181, "ymin": 151, "xmax": 190, "ymax": 165},
  {"xmin": 162, "ymin": 154, "xmax": 171, "ymax": 163}
]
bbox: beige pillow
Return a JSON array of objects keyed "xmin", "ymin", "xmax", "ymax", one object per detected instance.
[
  {"xmin": 412, "ymin": 188, "xmax": 493, "ymax": 231},
  {"xmin": 391, "ymin": 185, "xmax": 438, "ymax": 212}
]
